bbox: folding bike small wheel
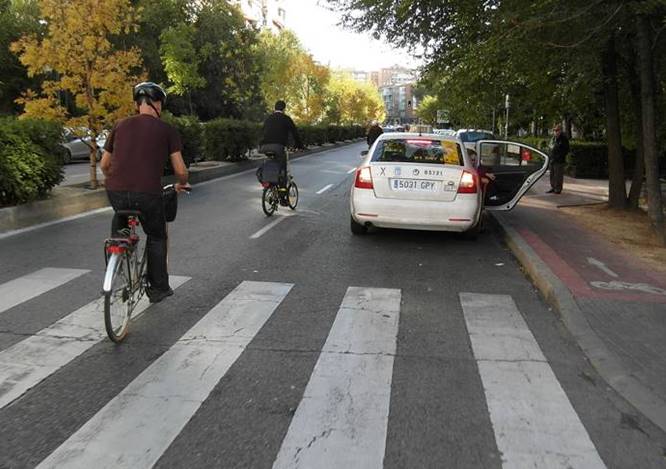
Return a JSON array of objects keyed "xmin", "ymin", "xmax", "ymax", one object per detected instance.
[
  {"xmin": 262, "ymin": 185, "xmax": 279, "ymax": 216},
  {"xmin": 287, "ymin": 181, "xmax": 299, "ymax": 210}
]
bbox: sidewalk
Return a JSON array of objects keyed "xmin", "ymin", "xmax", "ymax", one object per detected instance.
[{"xmin": 493, "ymin": 174, "xmax": 666, "ymax": 433}]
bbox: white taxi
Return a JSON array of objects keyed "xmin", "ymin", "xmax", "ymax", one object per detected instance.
[{"xmin": 350, "ymin": 133, "xmax": 549, "ymax": 237}]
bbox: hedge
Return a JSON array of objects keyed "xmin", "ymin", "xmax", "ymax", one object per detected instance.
[
  {"xmin": 162, "ymin": 113, "xmax": 203, "ymax": 166},
  {"xmin": 0, "ymin": 117, "xmax": 65, "ymax": 206},
  {"xmin": 203, "ymin": 118, "xmax": 261, "ymax": 161},
  {"xmin": 515, "ymin": 137, "xmax": 639, "ymax": 179}
]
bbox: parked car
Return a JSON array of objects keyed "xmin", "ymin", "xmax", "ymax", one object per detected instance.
[
  {"xmin": 455, "ymin": 129, "xmax": 496, "ymax": 153},
  {"xmin": 349, "ymin": 133, "xmax": 549, "ymax": 237},
  {"xmin": 61, "ymin": 128, "xmax": 107, "ymax": 164}
]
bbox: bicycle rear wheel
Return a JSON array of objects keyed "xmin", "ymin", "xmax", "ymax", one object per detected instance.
[
  {"xmin": 287, "ymin": 182, "xmax": 299, "ymax": 210},
  {"xmin": 103, "ymin": 252, "xmax": 133, "ymax": 343},
  {"xmin": 262, "ymin": 186, "xmax": 277, "ymax": 216}
]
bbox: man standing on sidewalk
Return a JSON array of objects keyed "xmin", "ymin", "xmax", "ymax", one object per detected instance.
[{"xmin": 547, "ymin": 124, "xmax": 570, "ymax": 194}]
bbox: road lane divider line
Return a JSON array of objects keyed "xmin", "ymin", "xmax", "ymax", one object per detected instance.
[
  {"xmin": 316, "ymin": 184, "xmax": 334, "ymax": 194},
  {"xmin": 347, "ymin": 168, "xmax": 357, "ymax": 174},
  {"xmin": 459, "ymin": 292, "xmax": 606, "ymax": 469},
  {"xmin": 0, "ymin": 268, "xmax": 90, "ymax": 314},
  {"xmin": 250, "ymin": 215, "xmax": 287, "ymax": 239},
  {"xmin": 36, "ymin": 281, "xmax": 293, "ymax": 469},
  {"xmin": 272, "ymin": 286, "xmax": 401, "ymax": 469},
  {"xmin": 0, "ymin": 275, "xmax": 190, "ymax": 410}
]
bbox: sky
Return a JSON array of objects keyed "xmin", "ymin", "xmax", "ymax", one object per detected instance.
[{"xmin": 281, "ymin": 0, "xmax": 421, "ymax": 71}]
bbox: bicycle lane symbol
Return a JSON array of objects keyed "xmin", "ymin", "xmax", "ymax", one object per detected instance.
[{"xmin": 590, "ymin": 280, "xmax": 666, "ymax": 296}]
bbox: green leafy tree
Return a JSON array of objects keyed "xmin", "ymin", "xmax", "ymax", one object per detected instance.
[
  {"xmin": 160, "ymin": 23, "xmax": 205, "ymax": 114},
  {"xmin": 416, "ymin": 95, "xmax": 440, "ymax": 126},
  {"xmin": 0, "ymin": 0, "xmax": 42, "ymax": 114},
  {"xmin": 189, "ymin": 0, "xmax": 264, "ymax": 120}
]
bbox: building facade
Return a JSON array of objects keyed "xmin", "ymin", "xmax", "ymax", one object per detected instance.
[
  {"xmin": 380, "ymin": 83, "xmax": 418, "ymax": 125},
  {"xmin": 376, "ymin": 66, "xmax": 417, "ymax": 88},
  {"xmin": 229, "ymin": 0, "xmax": 286, "ymax": 32}
]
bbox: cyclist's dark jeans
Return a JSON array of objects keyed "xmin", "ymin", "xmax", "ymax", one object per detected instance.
[{"xmin": 106, "ymin": 191, "xmax": 170, "ymax": 291}]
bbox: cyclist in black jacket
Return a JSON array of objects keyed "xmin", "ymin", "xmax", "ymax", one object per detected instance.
[{"xmin": 260, "ymin": 100, "xmax": 304, "ymax": 192}]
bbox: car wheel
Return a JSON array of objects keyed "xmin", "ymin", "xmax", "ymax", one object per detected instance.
[
  {"xmin": 350, "ymin": 216, "xmax": 368, "ymax": 235},
  {"xmin": 63, "ymin": 149, "xmax": 72, "ymax": 164}
]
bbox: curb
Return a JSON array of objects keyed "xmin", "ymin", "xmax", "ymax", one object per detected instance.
[
  {"xmin": 490, "ymin": 211, "xmax": 666, "ymax": 433},
  {"xmin": 0, "ymin": 139, "xmax": 363, "ymax": 235}
]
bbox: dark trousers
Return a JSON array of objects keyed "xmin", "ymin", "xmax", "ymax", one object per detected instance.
[
  {"xmin": 107, "ymin": 191, "xmax": 170, "ymax": 291},
  {"xmin": 549, "ymin": 162, "xmax": 565, "ymax": 192}
]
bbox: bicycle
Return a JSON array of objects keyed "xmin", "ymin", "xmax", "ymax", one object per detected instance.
[
  {"xmin": 261, "ymin": 174, "xmax": 298, "ymax": 216},
  {"xmin": 102, "ymin": 184, "xmax": 188, "ymax": 343},
  {"xmin": 257, "ymin": 151, "xmax": 298, "ymax": 217}
]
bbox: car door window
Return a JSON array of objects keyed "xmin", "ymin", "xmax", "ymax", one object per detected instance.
[{"xmin": 478, "ymin": 141, "xmax": 548, "ymax": 209}]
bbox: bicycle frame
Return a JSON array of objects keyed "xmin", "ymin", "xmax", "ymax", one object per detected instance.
[{"xmin": 102, "ymin": 216, "xmax": 146, "ymax": 296}]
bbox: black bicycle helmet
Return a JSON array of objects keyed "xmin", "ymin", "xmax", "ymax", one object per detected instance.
[{"xmin": 133, "ymin": 82, "xmax": 167, "ymax": 105}]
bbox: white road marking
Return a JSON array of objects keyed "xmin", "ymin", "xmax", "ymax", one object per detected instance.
[
  {"xmin": 587, "ymin": 257, "xmax": 618, "ymax": 278},
  {"xmin": 0, "ymin": 208, "xmax": 113, "ymax": 241},
  {"xmin": 250, "ymin": 215, "xmax": 287, "ymax": 239},
  {"xmin": 316, "ymin": 184, "xmax": 334, "ymax": 194},
  {"xmin": 347, "ymin": 167, "xmax": 357, "ymax": 174},
  {"xmin": 0, "ymin": 276, "xmax": 190, "ymax": 409},
  {"xmin": 0, "ymin": 268, "xmax": 89, "ymax": 314},
  {"xmin": 460, "ymin": 293, "xmax": 606, "ymax": 469},
  {"xmin": 37, "ymin": 281, "xmax": 293, "ymax": 469},
  {"xmin": 272, "ymin": 287, "xmax": 401, "ymax": 469}
]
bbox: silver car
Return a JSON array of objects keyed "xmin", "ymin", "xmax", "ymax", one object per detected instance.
[{"xmin": 61, "ymin": 128, "xmax": 106, "ymax": 164}]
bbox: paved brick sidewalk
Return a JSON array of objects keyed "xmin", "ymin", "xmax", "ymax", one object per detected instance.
[{"xmin": 494, "ymin": 174, "xmax": 666, "ymax": 433}]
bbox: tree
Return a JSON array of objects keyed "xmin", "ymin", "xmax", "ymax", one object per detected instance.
[
  {"xmin": 12, "ymin": 0, "xmax": 144, "ymax": 189},
  {"xmin": 189, "ymin": 0, "xmax": 265, "ymax": 120},
  {"xmin": 0, "ymin": 0, "xmax": 42, "ymax": 114},
  {"xmin": 326, "ymin": 73, "xmax": 385, "ymax": 125},
  {"xmin": 160, "ymin": 23, "xmax": 205, "ymax": 114},
  {"xmin": 329, "ymin": 0, "xmax": 666, "ymax": 242},
  {"xmin": 416, "ymin": 95, "xmax": 440, "ymax": 126}
]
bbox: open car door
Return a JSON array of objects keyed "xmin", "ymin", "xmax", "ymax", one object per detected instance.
[{"xmin": 475, "ymin": 140, "xmax": 549, "ymax": 210}]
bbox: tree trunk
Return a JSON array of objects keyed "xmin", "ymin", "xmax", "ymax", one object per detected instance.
[
  {"xmin": 636, "ymin": 14, "xmax": 665, "ymax": 244},
  {"xmin": 627, "ymin": 65, "xmax": 644, "ymax": 209},
  {"xmin": 602, "ymin": 35, "xmax": 626, "ymax": 208}
]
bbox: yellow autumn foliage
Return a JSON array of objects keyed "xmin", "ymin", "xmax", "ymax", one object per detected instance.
[{"xmin": 11, "ymin": 0, "xmax": 145, "ymax": 187}]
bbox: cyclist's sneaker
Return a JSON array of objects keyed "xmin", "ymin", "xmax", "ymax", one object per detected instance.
[{"xmin": 146, "ymin": 287, "xmax": 174, "ymax": 304}]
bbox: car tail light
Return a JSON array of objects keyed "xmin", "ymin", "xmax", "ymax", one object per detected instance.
[
  {"xmin": 457, "ymin": 170, "xmax": 477, "ymax": 193},
  {"xmin": 354, "ymin": 166, "xmax": 374, "ymax": 189}
]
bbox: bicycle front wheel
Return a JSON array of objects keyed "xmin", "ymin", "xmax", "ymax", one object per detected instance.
[
  {"xmin": 287, "ymin": 182, "xmax": 299, "ymax": 210},
  {"xmin": 262, "ymin": 187, "xmax": 277, "ymax": 216},
  {"xmin": 103, "ymin": 252, "xmax": 133, "ymax": 343}
]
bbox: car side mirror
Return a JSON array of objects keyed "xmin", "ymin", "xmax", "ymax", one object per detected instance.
[{"xmin": 360, "ymin": 150, "xmax": 368, "ymax": 156}]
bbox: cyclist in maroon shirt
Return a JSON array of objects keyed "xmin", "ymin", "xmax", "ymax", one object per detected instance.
[{"xmin": 100, "ymin": 82, "xmax": 190, "ymax": 304}]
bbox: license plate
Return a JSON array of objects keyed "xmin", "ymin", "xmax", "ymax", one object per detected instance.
[{"xmin": 391, "ymin": 178, "xmax": 438, "ymax": 192}]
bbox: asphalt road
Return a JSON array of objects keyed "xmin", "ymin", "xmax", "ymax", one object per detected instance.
[{"xmin": 1, "ymin": 142, "xmax": 665, "ymax": 468}]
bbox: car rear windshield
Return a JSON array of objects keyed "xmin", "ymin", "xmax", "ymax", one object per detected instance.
[
  {"xmin": 459, "ymin": 131, "xmax": 494, "ymax": 142},
  {"xmin": 371, "ymin": 139, "xmax": 464, "ymax": 166}
]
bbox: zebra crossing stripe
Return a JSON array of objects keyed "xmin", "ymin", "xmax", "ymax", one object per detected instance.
[
  {"xmin": 0, "ymin": 275, "xmax": 190, "ymax": 410},
  {"xmin": 0, "ymin": 268, "xmax": 89, "ymax": 314},
  {"xmin": 460, "ymin": 293, "xmax": 606, "ymax": 469},
  {"xmin": 272, "ymin": 287, "xmax": 401, "ymax": 469},
  {"xmin": 36, "ymin": 281, "xmax": 293, "ymax": 469}
]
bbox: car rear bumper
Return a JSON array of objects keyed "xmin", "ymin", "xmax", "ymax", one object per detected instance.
[{"xmin": 350, "ymin": 188, "xmax": 481, "ymax": 232}]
